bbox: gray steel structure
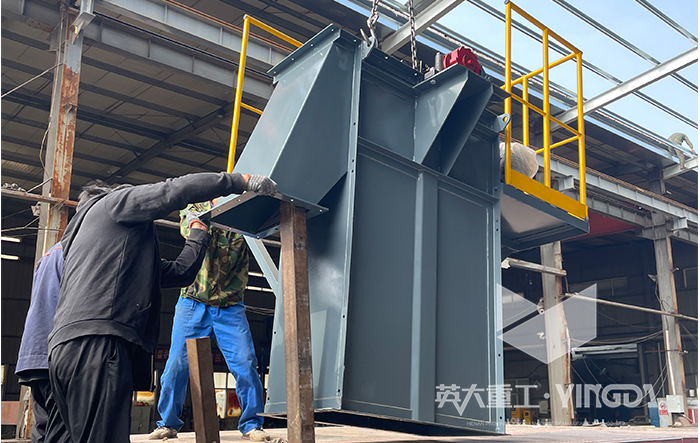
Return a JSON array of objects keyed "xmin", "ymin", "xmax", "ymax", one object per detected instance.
[{"xmin": 210, "ymin": 25, "xmax": 588, "ymax": 434}]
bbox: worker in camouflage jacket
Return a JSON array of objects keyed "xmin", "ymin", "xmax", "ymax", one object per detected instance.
[{"xmin": 151, "ymin": 200, "xmax": 268, "ymax": 441}]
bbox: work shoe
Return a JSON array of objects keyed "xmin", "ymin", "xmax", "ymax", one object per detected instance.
[
  {"xmin": 242, "ymin": 428, "xmax": 269, "ymax": 441},
  {"xmin": 148, "ymin": 426, "xmax": 178, "ymax": 440}
]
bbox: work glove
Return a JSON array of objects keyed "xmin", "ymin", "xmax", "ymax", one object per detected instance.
[
  {"xmin": 185, "ymin": 210, "xmax": 210, "ymax": 230},
  {"xmin": 244, "ymin": 174, "xmax": 278, "ymax": 196}
]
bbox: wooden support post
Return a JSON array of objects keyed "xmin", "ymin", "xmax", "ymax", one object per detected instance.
[
  {"xmin": 187, "ymin": 337, "xmax": 221, "ymax": 443},
  {"xmin": 279, "ymin": 202, "xmax": 315, "ymax": 443}
]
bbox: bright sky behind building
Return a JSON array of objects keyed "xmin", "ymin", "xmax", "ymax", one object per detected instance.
[{"xmin": 438, "ymin": 0, "xmax": 698, "ymax": 151}]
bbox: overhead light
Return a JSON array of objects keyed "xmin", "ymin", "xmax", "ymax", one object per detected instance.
[
  {"xmin": 1, "ymin": 236, "xmax": 21, "ymax": 243},
  {"xmin": 249, "ymin": 271, "xmax": 265, "ymax": 278},
  {"xmin": 245, "ymin": 285, "xmax": 274, "ymax": 293},
  {"xmin": 1, "ymin": 254, "xmax": 20, "ymax": 261}
]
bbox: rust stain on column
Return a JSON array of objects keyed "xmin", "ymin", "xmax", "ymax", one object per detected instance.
[{"xmin": 47, "ymin": 12, "xmax": 81, "ymax": 242}]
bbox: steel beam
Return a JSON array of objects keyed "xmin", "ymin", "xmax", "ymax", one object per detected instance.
[
  {"xmin": 2, "ymin": 0, "xmax": 274, "ymax": 100},
  {"xmin": 633, "ymin": 0, "xmax": 697, "ymax": 44},
  {"xmin": 105, "ymin": 102, "xmax": 235, "ymax": 181},
  {"xmin": 245, "ymin": 238, "xmax": 280, "ymax": 296},
  {"xmin": 2, "ymin": 58, "xmax": 201, "ymax": 120},
  {"xmin": 552, "ymin": 0, "xmax": 697, "ymax": 92},
  {"xmin": 466, "ymin": 0, "xmax": 696, "ymax": 129},
  {"xmin": 1, "ymin": 117, "xmax": 224, "ymax": 172},
  {"xmin": 585, "ymin": 195, "xmax": 651, "ymax": 227},
  {"xmin": 501, "ymin": 257, "xmax": 567, "ymax": 276},
  {"xmin": 565, "ymin": 293, "xmax": 697, "ymax": 322},
  {"xmin": 555, "ymin": 47, "xmax": 699, "ymax": 126},
  {"xmin": 546, "ymin": 156, "xmax": 698, "ymax": 226},
  {"xmin": 380, "ymin": 0, "xmax": 462, "ymax": 55},
  {"xmin": 664, "ymin": 156, "xmax": 699, "ymax": 180},
  {"xmin": 95, "ymin": 0, "xmax": 291, "ymax": 69},
  {"xmin": 2, "ymin": 87, "xmax": 237, "ymax": 159}
]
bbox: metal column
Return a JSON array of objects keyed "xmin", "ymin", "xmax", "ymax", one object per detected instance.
[
  {"xmin": 540, "ymin": 241, "xmax": 574, "ymax": 425},
  {"xmin": 16, "ymin": 5, "xmax": 84, "ymax": 438},
  {"xmin": 652, "ymin": 215, "xmax": 688, "ymax": 414},
  {"xmin": 40, "ymin": 4, "xmax": 84, "ymax": 251}
]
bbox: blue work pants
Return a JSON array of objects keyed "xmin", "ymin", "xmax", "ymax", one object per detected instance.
[{"xmin": 157, "ymin": 297, "xmax": 264, "ymax": 433}]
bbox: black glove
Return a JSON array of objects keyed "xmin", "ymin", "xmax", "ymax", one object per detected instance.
[
  {"xmin": 244, "ymin": 175, "xmax": 278, "ymax": 196},
  {"xmin": 185, "ymin": 210, "xmax": 210, "ymax": 230}
]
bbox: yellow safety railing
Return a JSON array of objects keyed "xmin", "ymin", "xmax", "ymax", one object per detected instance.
[
  {"xmin": 503, "ymin": 1, "xmax": 587, "ymax": 220},
  {"xmin": 227, "ymin": 16, "xmax": 303, "ymax": 173}
]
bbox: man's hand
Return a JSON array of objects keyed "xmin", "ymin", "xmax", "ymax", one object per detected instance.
[
  {"xmin": 243, "ymin": 174, "xmax": 278, "ymax": 196},
  {"xmin": 185, "ymin": 211, "xmax": 210, "ymax": 231}
]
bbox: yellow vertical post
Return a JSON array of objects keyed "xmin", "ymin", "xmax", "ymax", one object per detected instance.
[
  {"xmin": 227, "ymin": 15, "xmax": 251, "ymax": 173},
  {"xmin": 576, "ymin": 52, "xmax": 586, "ymax": 207},
  {"xmin": 542, "ymin": 28, "xmax": 551, "ymax": 187},
  {"xmin": 522, "ymin": 80, "xmax": 529, "ymax": 147},
  {"xmin": 504, "ymin": 2, "xmax": 512, "ymax": 184}
]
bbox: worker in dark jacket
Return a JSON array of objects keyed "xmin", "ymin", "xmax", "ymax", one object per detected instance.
[
  {"xmin": 47, "ymin": 172, "xmax": 276, "ymax": 443},
  {"xmin": 15, "ymin": 180, "xmax": 223, "ymax": 443}
]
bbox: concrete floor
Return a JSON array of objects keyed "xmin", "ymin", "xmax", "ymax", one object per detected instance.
[{"xmin": 128, "ymin": 424, "xmax": 698, "ymax": 443}]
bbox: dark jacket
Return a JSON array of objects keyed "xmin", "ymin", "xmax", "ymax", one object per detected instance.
[
  {"xmin": 48, "ymin": 172, "xmax": 246, "ymax": 354},
  {"xmin": 15, "ymin": 242, "xmax": 64, "ymax": 380}
]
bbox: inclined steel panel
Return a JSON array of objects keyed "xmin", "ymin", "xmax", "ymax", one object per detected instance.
[
  {"xmin": 342, "ymin": 153, "xmax": 417, "ymax": 416},
  {"xmin": 229, "ymin": 30, "xmax": 353, "ymax": 207},
  {"xmin": 358, "ymin": 73, "xmax": 415, "ymax": 160},
  {"xmin": 413, "ymin": 65, "xmax": 469, "ymax": 164}
]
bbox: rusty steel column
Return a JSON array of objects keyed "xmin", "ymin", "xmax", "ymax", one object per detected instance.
[
  {"xmin": 17, "ymin": 5, "xmax": 85, "ymax": 439},
  {"xmin": 40, "ymin": 4, "xmax": 83, "ymax": 249}
]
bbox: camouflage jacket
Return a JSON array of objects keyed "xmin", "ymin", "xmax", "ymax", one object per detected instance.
[{"xmin": 179, "ymin": 202, "xmax": 248, "ymax": 307}]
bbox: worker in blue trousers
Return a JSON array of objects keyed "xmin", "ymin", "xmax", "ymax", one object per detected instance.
[{"xmin": 150, "ymin": 198, "xmax": 268, "ymax": 441}]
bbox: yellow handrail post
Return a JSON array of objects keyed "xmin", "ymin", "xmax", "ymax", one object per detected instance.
[
  {"xmin": 504, "ymin": 2, "xmax": 512, "ymax": 185},
  {"xmin": 576, "ymin": 52, "xmax": 586, "ymax": 208},
  {"xmin": 227, "ymin": 15, "xmax": 251, "ymax": 173},
  {"xmin": 542, "ymin": 28, "xmax": 551, "ymax": 188},
  {"xmin": 226, "ymin": 16, "xmax": 301, "ymax": 172},
  {"xmin": 522, "ymin": 80, "xmax": 529, "ymax": 147}
]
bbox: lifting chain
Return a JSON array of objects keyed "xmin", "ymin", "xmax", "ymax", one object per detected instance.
[
  {"xmin": 408, "ymin": 0, "xmax": 418, "ymax": 70},
  {"xmin": 361, "ymin": 0, "xmax": 380, "ymax": 48}
]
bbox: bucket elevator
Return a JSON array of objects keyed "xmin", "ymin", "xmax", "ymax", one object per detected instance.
[{"xmin": 208, "ymin": 24, "xmax": 588, "ymax": 435}]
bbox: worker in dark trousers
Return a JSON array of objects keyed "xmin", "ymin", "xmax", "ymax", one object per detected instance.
[
  {"xmin": 15, "ymin": 184, "xmax": 124, "ymax": 443},
  {"xmin": 47, "ymin": 173, "xmax": 277, "ymax": 443},
  {"xmin": 16, "ymin": 241, "xmax": 68, "ymax": 443}
]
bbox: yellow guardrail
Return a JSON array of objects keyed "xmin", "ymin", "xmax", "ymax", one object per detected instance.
[
  {"xmin": 503, "ymin": 1, "xmax": 587, "ymax": 220},
  {"xmin": 227, "ymin": 16, "xmax": 303, "ymax": 173}
]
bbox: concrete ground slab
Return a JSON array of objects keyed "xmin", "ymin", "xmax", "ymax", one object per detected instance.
[{"xmin": 128, "ymin": 424, "xmax": 698, "ymax": 443}]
